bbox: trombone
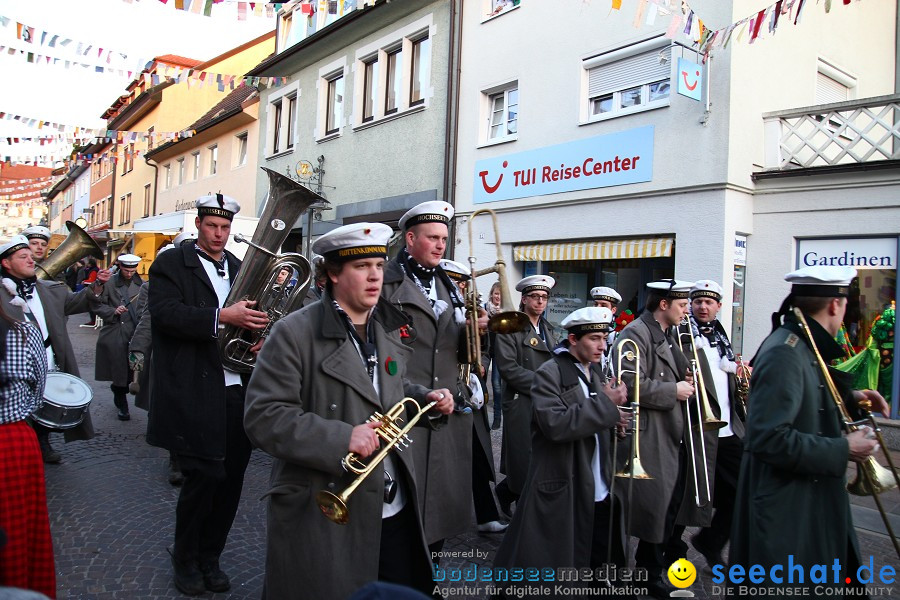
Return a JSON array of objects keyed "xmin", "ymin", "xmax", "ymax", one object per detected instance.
[
  {"xmin": 610, "ymin": 338, "xmax": 651, "ymax": 565},
  {"xmin": 316, "ymin": 397, "xmax": 436, "ymax": 525},
  {"xmin": 675, "ymin": 318, "xmax": 724, "ymax": 507},
  {"xmin": 462, "ymin": 209, "xmax": 529, "ymax": 379},
  {"xmin": 792, "ymin": 308, "xmax": 900, "ymax": 558},
  {"xmin": 734, "ymin": 354, "xmax": 751, "ymax": 417}
]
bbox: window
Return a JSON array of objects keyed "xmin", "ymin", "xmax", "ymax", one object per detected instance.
[
  {"xmin": 192, "ymin": 152, "xmax": 200, "ymax": 180},
  {"xmin": 236, "ymin": 132, "xmax": 248, "ymax": 166},
  {"xmin": 485, "ymin": 0, "xmax": 520, "ymax": 19},
  {"xmin": 410, "ymin": 35, "xmax": 431, "ymax": 106},
  {"xmin": 488, "ymin": 86, "xmax": 518, "ymax": 141},
  {"xmin": 119, "ymin": 193, "xmax": 132, "ymax": 225},
  {"xmin": 362, "ymin": 58, "xmax": 379, "ymax": 122},
  {"xmin": 208, "ymin": 145, "xmax": 218, "ymax": 175},
  {"xmin": 815, "ymin": 59, "xmax": 857, "ymax": 136},
  {"xmin": 267, "ymin": 86, "xmax": 299, "ymax": 155},
  {"xmin": 584, "ymin": 40, "xmax": 671, "ymax": 121},
  {"xmin": 177, "ymin": 158, "xmax": 185, "ymax": 185},
  {"xmin": 325, "ymin": 73, "xmax": 344, "ymax": 135},
  {"xmin": 385, "ymin": 47, "xmax": 402, "ymax": 115},
  {"xmin": 143, "ymin": 184, "xmax": 151, "ymax": 217},
  {"xmin": 122, "ymin": 143, "xmax": 135, "ymax": 175},
  {"xmin": 164, "ymin": 164, "xmax": 171, "ymax": 189},
  {"xmin": 147, "ymin": 126, "xmax": 155, "ymax": 151}
]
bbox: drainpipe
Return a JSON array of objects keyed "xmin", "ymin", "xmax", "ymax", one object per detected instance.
[
  {"xmin": 108, "ymin": 141, "xmax": 118, "ymax": 268},
  {"xmin": 144, "ymin": 155, "xmax": 159, "ymax": 216},
  {"xmin": 441, "ymin": 0, "xmax": 463, "ymax": 260}
]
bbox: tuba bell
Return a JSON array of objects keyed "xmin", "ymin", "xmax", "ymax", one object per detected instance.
[
  {"xmin": 36, "ymin": 220, "xmax": 104, "ymax": 280},
  {"xmin": 218, "ymin": 167, "xmax": 328, "ymax": 372}
]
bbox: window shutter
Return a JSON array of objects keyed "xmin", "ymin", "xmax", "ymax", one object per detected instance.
[
  {"xmin": 816, "ymin": 72, "xmax": 849, "ymax": 105},
  {"xmin": 588, "ymin": 46, "xmax": 671, "ymax": 98}
]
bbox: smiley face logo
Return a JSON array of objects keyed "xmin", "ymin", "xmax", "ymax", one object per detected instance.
[
  {"xmin": 667, "ymin": 558, "xmax": 696, "ymax": 589},
  {"xmin": 681, "ymin": 68, "xmax": 700, "ymax": 91},
  {"xmin": 478, "ymin": 160, "xmax": 508, "ymax": 194}
]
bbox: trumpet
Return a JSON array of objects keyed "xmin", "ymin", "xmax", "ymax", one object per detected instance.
[
  {"xmin": 316, "ymin": 397, "xmax": 436, "ymax": 525},
  {"xmin": 791, "ymin": 308, "xmax": 899, "ymax": 558},
  {"xmin": 463, "ymin": 209, "xmax": 529, "ymax": 379},
  {"xmin": 675, "ymin": 319, "xmax": 723, "ymax": 508},
  {"xmin": 610, "ymin": 338, "xmax": 650, "ymax": 566},
  {"xmin": 735, "ymin": 354, "xmax": 750, "ymax": 417}
]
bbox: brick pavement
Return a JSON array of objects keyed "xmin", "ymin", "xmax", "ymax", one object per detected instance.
[{"xmin": 39, "ymin": 318, "xmax": 899, "ymax": 599}]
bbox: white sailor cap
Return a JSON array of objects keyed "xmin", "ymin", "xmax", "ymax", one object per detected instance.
[
  {"xmin": 116, "ymin": 253, "xmax": 141, "ymax": 267},
  {"xmin": 173, "ymin": 229, "xmax": 197, "ymax": 247},
  {"xmin": 196, "ymin": 193, "xmax": 240, "ymax": 221},
  {"xmin": 312, "ymin": 223, "xmax": 392, "ymax": 263},
  {"xmin": 691, "ymin": 280, "xmax": 723, "ymax": 301},
  {"xmin": 156, "ymin": 244, "xmax": 175, "ymax": 257},
  {"xmin": 646, "ymin": 279, "xmax": 693, "ymax": 300},
  {"xmin": 590, "ymin": 286, "xmax": 621, "ymax": 304},
  {"xmin": 311, "ymin": 253, "xmax": 324, "ymax": 268},
  {"xmin": 440, "ymin": 259, "xmax": 471, "ymax": 282},
  {"xmin": 785, "ymin": 266, "xmax": 856, "ymax": 297},
  {"xmin": 0, "ymin": 235, "xmax": 30, "ymax": 260},
  {"xmin": 516, "ymin": 275, "xmax": 555, "ymax": 295},
  {"xmin": 398, "ymin": 201, "xmax": 454, "ymax": 231},
  {"xmin": 561, "ymin": 306, "xmax": 614, "ymax": 334},
  {"xmin": 22, "ymin": 225, "xmax": 51, "ymax": 241}
]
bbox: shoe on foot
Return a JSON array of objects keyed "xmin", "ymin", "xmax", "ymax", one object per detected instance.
[
  {"xmin": 170, "ymin": 554, "xmax": 205, "ymax": 596},
  {"xmin": 477, "ymin": 520, "xmax": 509, "ymax": 533},
  {"xmin": 117, "ymin": 409, "xmax": 131, "ymax": 421},
  {"xmin": 168, "ymin": 469, "xmax": 184, "ymax": 486},
  {"xmin": 491, "ymin": 419, "xmax": 502, "ymax": 430},
  {"xmin": 690, "ymin": 533, "xmax": 724, "ymax": 570},
  {"xmin": 199, "ymin": 559, "xmax": 231, "ymax": 593}
]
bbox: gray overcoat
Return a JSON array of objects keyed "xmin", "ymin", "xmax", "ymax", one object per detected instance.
[
  {"xmin": 493, "ymin": 353, "xmax": 623, "ymax": 571},
  {"xmin": 494, "ymin": 318, "xmax": 558, "ymax": 495},
  {"xmin": 381, "ymin": 259, "xmax": 473, "ymax": 545},
  {"xmin": 127, "ymin": 283, "xmax": 152, "ymax": 411},
  {"xmin": 244, "ymin": 294, "xmax": 435, "ymax": 600},
  {"xmin": 612, "ymin": 310, "xmax": 702, "ymax": 543},
  {"xmin": 95, "ymin": 272, "xmax": 144, "ymax": 387},
  {"xmin": 1, "ymin": 279, "xmax": 100, "ymax": 441}
]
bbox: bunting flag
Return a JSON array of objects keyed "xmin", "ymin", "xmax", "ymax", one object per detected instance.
[
  {"xmin": 0, "ymin": 109, "xmax": 202, "ymax": 142},
  {"xmin": 119, "ymin": 0, "xmax": 281, "ymax": 18}
]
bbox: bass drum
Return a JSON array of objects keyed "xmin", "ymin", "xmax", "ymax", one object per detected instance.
[{"xmin": 32, "ymin": 372, "xmax": 93, "ymax": 429}]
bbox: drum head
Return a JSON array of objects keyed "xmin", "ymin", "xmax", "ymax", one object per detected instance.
[{"xmin": 45, "ymin": 373, "xmax": 93, "ymax": 407}]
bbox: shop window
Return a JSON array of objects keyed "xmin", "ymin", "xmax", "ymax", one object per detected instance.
[{"xmin": 584, "ymin": 38, "xmax": 671, "ymax": 123}]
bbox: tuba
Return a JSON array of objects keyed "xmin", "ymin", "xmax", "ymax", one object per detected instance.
[
  {"xmin": 36, "ymin": 220, "xmax": 104, "ymax": 280},
  {"xmin": 218, "ymin": 167, "xmax": 327, "ymax": 372}
]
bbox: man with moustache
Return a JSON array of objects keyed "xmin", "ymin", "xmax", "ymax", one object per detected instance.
[
  {"xmin": 613, "ymin": 280, "xmax": 695, "ymax": 599},
  {"xmin": 245, "ymin": 223, "xmax": 453, "ymax": 599},
  {"xmin": 0, "ymin": 235, "xmax": 109, "ymax": 464},
  {"xmin": 148, "ymin": 194, "xmax": 269, "ymax": 595},
  {"xmin": 381, "ymin": 200, "xmax": 484, "ymax": 554}
]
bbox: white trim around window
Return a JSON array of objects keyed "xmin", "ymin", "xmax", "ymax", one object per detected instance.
[
  {"xmin": 265, "ymin": 81, "xmax": 300, "ymax": 158},
  {"xmin": 351, "ymin": 14, "xmax": 434, "ymax": 131},
  {"xmin": 316, "ymin": 57, "xmax": 347, "ymax": 142},
  {"xmin": 480, "ymin": 80, "xmax": 518, "ymax": 147}
]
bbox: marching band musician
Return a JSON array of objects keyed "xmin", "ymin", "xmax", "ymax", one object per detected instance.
[
  {"xmin": 493, "ymin": 275, "xmax": 558, "ymax": 517},
  {"xmin": 244, "ymin": 223, "xmax": 453, "ymax": 599},
  {"xmin": 22, "ymin": 225, "xmax": 51, "ymax": 263},
  {"xmin": 590, "ymin": 286, "xmax": 622, "ymax": 377},
  {"xmin": 381, "ymin": 200, "xmax": 483, "ymax": 555},
  {"xmin": 0, "ymin": 235, "xmax": 109, "ymax": 464},
  {"xmin": 493, "ymin": 307, "xmax": 628, "ymax": 595},
  {"xmin": 682, "ymin": 280, "xmax": 746, "ymax": 570},
  {"xmin": 731, "ymin": 266, "xmax": 888, "ymax": 595},
  {"xmin": 94, "ymin": 253, "xmax": 143, "ymax": 421},
  {"xmin": 612, "ymin": 280, "xmax": 695, "ymax": 599},
  {"xmin": 440, "ymin": 258, "xmax": 508, "ymax": 534},
  {"xmin": 147, "ymin": 194, "xmax": 268, "ymax": 596}
]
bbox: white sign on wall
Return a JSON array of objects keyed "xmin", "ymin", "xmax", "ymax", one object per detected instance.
[
  {"xmin": 797, "ymin": 237, "xmax": 897, "ymax": 270},
  {"xmin": 734, "ymin": 235, "xmax": 747, "ymax": 266}
]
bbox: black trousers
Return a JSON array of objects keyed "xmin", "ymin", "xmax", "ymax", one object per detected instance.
[
  {"xmin": 111, "ymin": 385, "xmax": 129, "ymax": 411},
  {"xmin": 472, "ymin": 425, "xmax": 500, "ymax": 525},
  {"xmin": 635, "ymin": 444, "xmax": 688, "ymax": 581},
  {"xmin": 378, "ymin": 503, "xmax": 432, "ymax": 594},
  {"xmin": 694, "ymin": 434, "xmax": 742, "ymax": 553},
  {"xmin": 590, "ymin": 495, "xmax": 626, "ymax": 568},
  {"xmin": 173, "ymin": 385, "xmax": 252, "ymax": 564}
]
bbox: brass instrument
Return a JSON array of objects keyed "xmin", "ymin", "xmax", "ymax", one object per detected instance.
[
  {"xmin": 735, "ymin": 354, "xmax": 750, "ymax": 417},
  {"xmin": 316, "ymin": 397, "xmax": 437, "ymax": 524},
  {"xmin": 791, "ymin": 308, "xmax": 899, "ymax": 558},
  {"xmin": 36, "ymin": 220, "xmax": 104, "ymax": 280},
  {"xmin": 463, "ymin": 209, "xmax": 529, "ymax": 377},
  {"xmin": 612, "ymin": 338, "xmax": 650, "ymax": 566},
  {"xmin": 218, "ymin": 167, "xmax": 326, "ymax": 372}
]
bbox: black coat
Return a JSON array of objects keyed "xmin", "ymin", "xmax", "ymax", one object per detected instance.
[{"xmin": 147, "ymin": 244, "xmax": 243, "ymax": 459}]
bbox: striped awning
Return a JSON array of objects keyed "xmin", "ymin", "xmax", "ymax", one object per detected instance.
[{"xmin": 513, "ymin": 237, "xmax": 674, "ymax": 262}]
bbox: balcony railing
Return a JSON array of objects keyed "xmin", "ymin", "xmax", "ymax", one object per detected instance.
[{"xmin": 762, "ymin": 93, "xmax": 900, "ymax": 171}]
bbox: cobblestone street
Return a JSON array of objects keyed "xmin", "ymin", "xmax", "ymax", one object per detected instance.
[{"xmin": 39, "ymin": 318, "xmax": 899, "ymax": 599}]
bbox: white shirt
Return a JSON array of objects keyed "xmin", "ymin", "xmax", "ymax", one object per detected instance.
[
  {"xmin": 24, "ymin": 292, "xmax": 57, "ymax": 372},
  {"xmin": 575, "ymin": 362, "xmax": 609, "ymax": 502},
  {"xmin": 699, "ymin": 343, "xmax": 734, "ymax": 438},
  {"xmin": 199, "ymin": 256, "xmax": 242, "ymax": 388}
]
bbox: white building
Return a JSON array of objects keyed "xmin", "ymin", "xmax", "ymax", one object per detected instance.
[{"xmin": 453, "ymin": 0, "xmax": 898, "ymax": 412}]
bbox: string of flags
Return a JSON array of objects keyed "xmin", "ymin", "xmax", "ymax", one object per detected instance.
[
  {"xmin": 124, "ymin": 0, "xmax": 281, "ymax": 18},
  {"xmin": 0, "ymin": 110, "xmax": 203, "ymax": 141},
  {"xmin": 0, "ymin": 176, "xmax": 55, "ymax": 187}
]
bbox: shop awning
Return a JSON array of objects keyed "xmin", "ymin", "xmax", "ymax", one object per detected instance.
[{"xmin": 513, "ymin": 237, "xmax": 674, "ymax": 262}]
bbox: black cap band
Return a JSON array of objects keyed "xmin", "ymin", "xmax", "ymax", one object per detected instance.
[
  {"xmin": 690, "ymin": 290, "xmax": 722, "ymax": 301},
  {"xmin": 404, "ymin": 213, "xmax": 450, "ymax": 230},
  {"xmin": 567, "ymin": 322, "xmax": 612, "ymax": 335},
  {"xmin": 522, "ymin": 285, "xmax": 551, "ymax": 295},
  {"xmin": 24, "ymin": 233, "xmax": 49, "ymax": 241},
  {"xmin": 593, "ymin": 294, "xmax": 619, "ymax": 304},
  {"xmin": 791, "ymin": 284, "xmax": 850, "ymax": 298},
  {"xmin": 197, "ymin": 207, "xmax": 234, "ymax": 220},
  {"xmin": 0, "ymin": 242, "xmax": 29, "ymax": 260},
  {"xmin": 445, "ymin": 271, "xmax": 469, "ymax": 283},
  {"xmin": 325, "ymin": 245, "xmax": 388, "ymax": 263}
]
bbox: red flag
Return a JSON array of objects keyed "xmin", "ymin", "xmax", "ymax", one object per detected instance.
[{"xmin": 301, "ymin": 2, "xmax": 314, "ymax": 14}]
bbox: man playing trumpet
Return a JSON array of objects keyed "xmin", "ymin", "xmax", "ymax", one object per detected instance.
[{"xmin": 244, "ymin": 223, "xmax": 453, "ymax": 599}]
